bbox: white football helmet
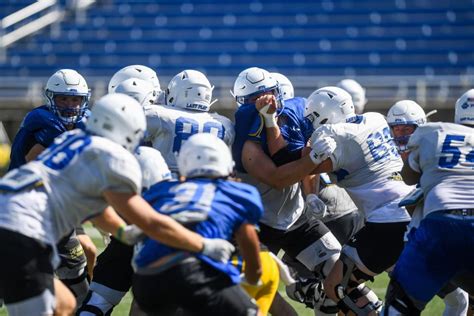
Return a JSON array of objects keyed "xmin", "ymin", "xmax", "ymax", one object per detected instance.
[
  {"xmin": 135, "ymin": 146, "xmax": 172, "ymax": 190},
  {"xmin": 387, "ymin": 100, "xmax": 427, "ymax": 152},
  {"xmin": 304, "ymin": 86, "xmax": 355, "ymax": 129},
  {"xmin": 44, "ymin": 69, "xmax": 91, "ymax": 125},
  {"xmin": 271, "ymin": 72, "xmax": 294, "ymax": 100},
  {"xmin": 232, "ymin": 67, "xmax": 282, "ymax": 107},
  {"xmin": 108, "ymin": 65, "xmax": 163, "ymax": 103},
  {"xmin": 85, "ymin": 93, "xmax": 146, "ymax": 152},
  {"xmin": 336, "ymin": 79, "xmax": 367, "ymax": 114},
  {"xmin": 177, "ymin": 133, "xmax": 234, "ymax": 178},
  {"xmin": 387, "ymin": 100, "xmax": 427, "ymax": 127},
  {"xmin": 455, "ymin": 89, "xmax": 474, "ymax": 126},
  {"xmin": 114, "ymin": 78, "xmax": 156, "ymax": 107},
  {"xmin": 166, "ymin": 69, "xmax": 215, "ymax": 112}
]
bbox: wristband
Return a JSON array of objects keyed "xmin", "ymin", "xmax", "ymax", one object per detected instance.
[{"xmin": 115, "ymin": 224, "xmax": 126, "ymax": 242}]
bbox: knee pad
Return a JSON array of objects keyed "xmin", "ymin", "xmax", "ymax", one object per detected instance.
[
  {"xmin": 383, "ymin": 278, "xmax": 423, "ymax": 316},
  {"xmin": 295, "ymin": 232, "xmax": 341, "ymax": 275}
]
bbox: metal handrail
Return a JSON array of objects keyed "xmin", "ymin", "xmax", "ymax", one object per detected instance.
[
  {"xmin": 0, "ymin": 0, "xmax": 63, "ymax": 61},
  {"xmin": 1, "ymin": 0, "xmax": 57, "ymax": 29}
]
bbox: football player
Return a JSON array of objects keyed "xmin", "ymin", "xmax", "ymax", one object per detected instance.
[
  {"xmin": 107, "ymin": 64, "xmax": 164, "ymax": 104},
  {"xmin": 0, "ymin": 94, "xmax": 234, "ymax": 316},
  {"xmin": 270, "ymin": 72, "xmax": 295, "ymax": 100},
  {"xmin": 387, "ymin": 99, "xmax": 469, "ymax": 316},
  {"xmin": 77, "ymin": 146, "xmax": 173, "ymax": 316},
  {"xmin": 302, "ymin": 87, "xmax": 413, "ymax": 315},
  {"xmin": 255, "ymin": 71, "xmax": 365, "ymax": 314},
  {"xmin": 144, "ymin": 69, "xmax": 234, "ymax": 173},
  {"xmin": 232, "ymin": 67, "xmax": 342, "ymax": 315},
  {"xmin": 132, "ymin": 133, "xmax": 262, "ymax": 315},
  {"xmin": 8, "ymin": 69, "xmax": 95, "ymax": 305},
  {"xmin": 384, "ymin": 90, "xmax": 474, "ymax": 315},
  {"xmin": 114, "ymin": 77, "xmax": 157, "ymax": 107}
]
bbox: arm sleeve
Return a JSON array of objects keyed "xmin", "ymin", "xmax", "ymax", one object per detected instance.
[{"xmin": 271, "ymin": 146, "xmax": 302, "ymax": 166}]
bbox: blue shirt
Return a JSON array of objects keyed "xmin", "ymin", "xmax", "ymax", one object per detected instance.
[
  {"xmin": 232, "ymin": 97, "xmax": 313, "ymax": 172},
  {"xmin": 9, "ymin": 105, "xmax": 87, "ymax": 170},
  {"xmin": 134, "ymin": 178, "xmax": 264, "ymax": 284}
]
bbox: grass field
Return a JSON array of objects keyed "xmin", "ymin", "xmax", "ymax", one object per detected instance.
[{"xmin": 0, "ymin": 228, "xmax": 444, "ymax": 316}]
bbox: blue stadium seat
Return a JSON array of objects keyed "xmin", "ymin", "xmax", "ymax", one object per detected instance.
[{"xmin": 1, "ymin": 0, "xmax": 474, "ymax": 78}]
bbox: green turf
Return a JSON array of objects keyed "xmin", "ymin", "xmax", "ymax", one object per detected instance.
[
  {"xmin": 106, "ymin": 272, "xmax": 444, "ymax": 315},
  {"xmin": 0, "ymin": 230, "xmax": 444, "ymax": 315}
]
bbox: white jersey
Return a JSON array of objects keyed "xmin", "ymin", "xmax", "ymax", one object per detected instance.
[
  {"xmin": 144, "ymin": 104, "xmax": 235, "ymax": 172},
  {"xmin": 407, "ymin": 122, "xmax": 474, "ymax": 216},
  {"xmin": 0, "ymin": 130, "xmax": 141, "ymax": 247},
  {"xmin": 312, "ymin": 112, "xmax": 412, "ymax": 223}
]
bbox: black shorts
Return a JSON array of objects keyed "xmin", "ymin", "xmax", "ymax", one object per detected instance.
[
  {"xmin": 0, "ymin": 228, "xmax": 54, "ymax": 304},
  {"xmin": 132, "ymin": 258, "xmax": 258, "ymax": 316},
  {"xmin": 258, "ymin": 212, "xmax": 330, "ymax": 259},
  {"xmin": 92, "ymin": 237, "xmax": 134, "ymax": 292},
  {"xmin": 345, "ymin": 221, "xmax": 409, "ymax": 274},
  {"xmin": 324, "ymin": 211, "xmax": 364, "ymax": 245}
]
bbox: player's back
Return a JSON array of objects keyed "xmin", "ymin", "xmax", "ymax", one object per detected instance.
[
  {"xmin": 134, "ymin": 178, "xmax": 263, "ymax": 281},
  {"xmin": 313, "ymin": 112, "xmax": 411, "ymax": 222},
  {"xmin": 145, "ymin": 105, "xmax": 234, "ymax": 172},
  {"xmin": 408, "ymin": 122, "xmax": 474, "ymax": 215},
  {"xmin": 316, "ymin": 112, "xmax": 402, "ymax": 185}
]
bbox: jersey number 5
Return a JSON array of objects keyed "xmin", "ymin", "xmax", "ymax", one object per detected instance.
[{"xmin": 438, "ymin": 134, "xmax": 474, "ymax": 169}]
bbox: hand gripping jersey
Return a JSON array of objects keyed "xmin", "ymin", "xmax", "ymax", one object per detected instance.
[
  {"xmin": 133, "ymin": 178, "xmax": 263, "ymax": 284},
  {"xmin": 407, "ymin": 122, "xmax": 474, "ymax": 217},
  {"xmin": 312, "ymin": 112, "xmax": 412, "ymax": 223},
  {"xmin": 232, "ymin": 97, "xmax": 313, "ymax": 229},
  {"xmin": 0, "ymin": 130, "xmax": 141, "ymax": 246},
  {"xmin": 9, "ymin": 105, "xmax": 87, "ymax": 170},
  {"xmin": 144, "ymin": 104, "xmax": 235, "ymax": 172}
]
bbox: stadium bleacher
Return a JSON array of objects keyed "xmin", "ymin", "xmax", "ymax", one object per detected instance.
[{"xmin": 1, "ymin": 0, "xmax": 474, "ymax": 78}]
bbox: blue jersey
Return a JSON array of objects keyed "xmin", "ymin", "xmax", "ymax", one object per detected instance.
[
  {"xmin": 133, "ymin": 178, "xmax": 264, "ymax": 284},
  {"xmin": 232, "ymin": 97, "xmax": 313, "ymax": 172},
  {"xmin": 9, "ymin": 106, "xmax": 87, "ymax": 170}
]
